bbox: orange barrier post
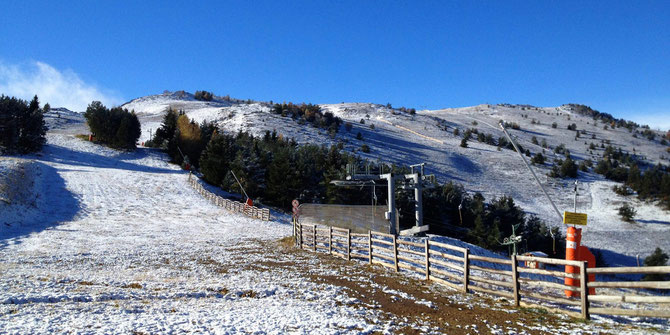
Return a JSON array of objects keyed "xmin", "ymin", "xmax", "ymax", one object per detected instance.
[
  {"xmin": 565, "ymin": 226, "xmax": 581, "ymax": 297},
  {"xmin": 579, "ymin": 245, "xmax": 597, "ymax": 295}
]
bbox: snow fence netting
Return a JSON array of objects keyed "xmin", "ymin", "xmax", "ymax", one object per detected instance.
[{"xmin": 298, "ymin": 204, "xmax": 390, "ymax": 234}]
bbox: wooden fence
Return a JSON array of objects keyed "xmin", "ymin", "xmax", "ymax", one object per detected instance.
[
  {"xmin": 295, "ymin": 221, "xmax": 670, "ymax": 320},
  {"xmin": 188, "ymin": 173, "xmax": 270, "ymax": 221}
]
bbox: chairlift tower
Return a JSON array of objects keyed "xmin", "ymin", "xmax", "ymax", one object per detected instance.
[{"xmin": 333, "ymin": 162, "xmax": 435, "ymax": 236}]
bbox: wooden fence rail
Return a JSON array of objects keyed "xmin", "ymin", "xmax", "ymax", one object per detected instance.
[
  {"xmin": 188, "ymin": 173, "xmax": 270, "ymax": 221},
  {"xmin": 294, "ymin": 221, "xmax": 670, "ymax": 321}
]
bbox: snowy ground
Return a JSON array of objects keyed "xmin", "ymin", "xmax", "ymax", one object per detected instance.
[
  {"xmin": 0, "ymin": 134, "xmax": 374, "ymax": 333},
  {"xmin": 121, "ymin": 93, "xmax": 670, "ymax": 266},
  {"xmin": 2, "ymin": 132, "xmax": 666, "ymax": 333}
]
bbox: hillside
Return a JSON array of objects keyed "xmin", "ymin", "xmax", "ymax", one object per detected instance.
[
  {"xmin": 2, "ymin": 131, "xmax": 667, "ymax": 333},
  {"xmin": 123, "ymin": 92, "xmax": 670, "ymax": 265}
]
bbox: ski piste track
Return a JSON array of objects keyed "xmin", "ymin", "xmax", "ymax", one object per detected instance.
[{"xmin": 0, "ymin": 133, "xmax": 668, "ymax": 334}]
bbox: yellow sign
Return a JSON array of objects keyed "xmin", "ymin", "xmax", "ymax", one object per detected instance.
[{"xmin": 563, "ymin": 211, "xmax": 587, "ymax": 225}]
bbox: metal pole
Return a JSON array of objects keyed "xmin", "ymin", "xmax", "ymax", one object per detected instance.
[
  {"xmin": 230, "ymin": 170, "xmax": 250, "ymax": 201},
  {"xmin": 413, "ymin": 173, "xmax": 423, "ymax": 227},
  {"xmin": 574, "ymin": 181, "xmax": 578, "ymax": 212},
  {"xmin": 383, "ymin": 173, "xmax": 397, "ymax": 235},
  {"xmin": 499, "ymin": 121, "xmax": 563, "ymax": 221}
]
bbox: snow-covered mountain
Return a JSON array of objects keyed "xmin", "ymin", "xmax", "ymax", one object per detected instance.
[{"xmin": 123, "ymin": 92, "xmax": 670, "ymax": 264}]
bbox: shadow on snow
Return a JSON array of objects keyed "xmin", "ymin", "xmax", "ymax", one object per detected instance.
[{"xmin": 0, "ymin": 162, "xmax": 80, "ymax": 249}]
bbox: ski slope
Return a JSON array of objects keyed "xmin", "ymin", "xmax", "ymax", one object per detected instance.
[
  {"xmin": 1, "ymin": 130, "xmax": 667, "ymax": 333},
  {"xmin": 0, "ymin": 134, "xmax": 379, "ymax": 333},
  {"xmin": 123, "ymin": 92, "xmax": 670, "ymax": 266}
]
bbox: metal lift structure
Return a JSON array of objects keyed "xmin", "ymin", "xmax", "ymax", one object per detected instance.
[{"xmin": 331, "ymin": 163, "xmax": 435, "ymax": 236}]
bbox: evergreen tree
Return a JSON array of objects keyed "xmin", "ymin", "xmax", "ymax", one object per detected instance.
[
  {"xmin": 84, "ymin": 101, "xmax": 140, "ymax": 149},
  {"xmin": 643, "ymin": 247, "xmax": 669, "ymax": 281},
  {"xmin": 618, "ymin": 203, "xmax": 636, "ymax": 222},
  {"xmin": 0, "ymin": 95, "xmax": 46, "ymax": 154},
  {"xmin": 18, "ymin": 95, "xmax": 47, "ymax": 153},
  {"xmin": 531, "ymin": 153, "xmax": 545, "ymax": 164},
  {"xmin": 153, "ymin": 108, "xmax": 178, "ymax": 148},
  {"xmin": 469, "ymin": 214, "xmax": 487, "ymax": 246}
]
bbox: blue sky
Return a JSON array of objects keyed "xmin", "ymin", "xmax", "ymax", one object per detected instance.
[{"xmin": 1, "ymin": 1, "xmax": 668, "ymax": 129}]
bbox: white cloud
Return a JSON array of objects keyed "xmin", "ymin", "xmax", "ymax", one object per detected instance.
[{"xmin": 0, "ymin": 60, "xmax": 123, "ymax": 112}]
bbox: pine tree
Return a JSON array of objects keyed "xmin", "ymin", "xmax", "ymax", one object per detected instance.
[
  {"xmin": 469, "ymin": 214, "xmax": 487, "ymax": 246},
  {"xmin": 154, "ymin": 108, "xmax": 178, "ymax": 148},
  {"xmin": 0, "ymin": 95, "xmax": 46, "ymax": 154},
  {"xmin": 618, "ymin": 203, "xmax": 636, "ymax": 222},
  {"xmin": 18, "ymin": 95, "xmax": 47, "ymax": 153}
]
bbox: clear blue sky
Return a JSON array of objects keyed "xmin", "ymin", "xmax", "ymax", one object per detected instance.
[{"xmin": 1, "ymin": 1, "xmax": 669, "ymax": 129}]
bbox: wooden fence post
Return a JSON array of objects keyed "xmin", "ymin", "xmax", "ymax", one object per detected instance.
[
  {"xmin": 463, "ymin": 248, "xmax": 470, "ymax": 293},
  {"xmin": 511, "ymin": 254, "xmax": 520, "ymax": 307},
  {"xmin": 347, "ymin": 229, "xmax": 351, "ymax": 261},
  {"xmin": 292, "ymin": 217, "xmax": 295, "ymax": 243},
  {"xmin": 392, "ymin": 235, "xmax": 398, "ymax": 272},
  {"xmin": 580, "ymin": 261, "xmax": 590, "ymax": 320},
  {"xmin": 313, "ymin": 224, "xmax": 317, "ymax": 252},
  {"xmin": 328, "ymin": 227, "xmax": 332, "ymax": 255},
  {"xmin": 424, "ymin": 239, "xmax": 430, "ymax": 281},
  {"xmin": 368, "ymin": 231, "xmax": 373, "ymax": 264},
  {"xmin": 299, "ymin": 224, "xmax": 303, "ymax": 249}
]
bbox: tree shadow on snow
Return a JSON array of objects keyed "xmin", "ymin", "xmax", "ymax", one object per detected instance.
[
  {"xmin": 38, "ymin": 144, "xmax": 180, "ymax": 175},
  {"xmin": 636, "ymin": 219, "xmax": 670, "ymax": 226},
  {"xmin": 0, "ymin": 163, "xmax": 80, "ymax": 249}
]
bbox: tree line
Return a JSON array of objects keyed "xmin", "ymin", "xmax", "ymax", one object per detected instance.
[
  {"xmin": 594, "ymin": 145, "xmax": 670, "ymax": 210},
  {"xmin": 271, "ymin": 102, "xmax": 342, "ymax": 136},
  {"xmin": 149, "ymin": 109, "xmax": 562, "ymax": 257}
]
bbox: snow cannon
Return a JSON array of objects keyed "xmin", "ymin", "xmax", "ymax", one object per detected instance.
[{"xmin": 564, "ymin": 227, "xmax": 596, "ymax": 297}]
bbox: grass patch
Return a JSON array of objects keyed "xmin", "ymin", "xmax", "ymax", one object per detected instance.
[
  {"xmin": 520, "ymin": 306, "xmax": 549, "ymax": 315},
  {"xmin": 122, "ymin": 283, "xmax": 142, "ymax": 289}
]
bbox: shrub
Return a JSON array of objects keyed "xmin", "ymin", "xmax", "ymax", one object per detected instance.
[
  {"xmin": 560, "ymin": 157, "xmax": 578, "ymax": 178},
  {"xmin": 460, "ymin": 138, "xmax": 468, "ymax": 148},
  {"xmin": 194, "ymin": 90, "xmax": 214, "ymax": 101},
  {"xmin": 618, "ymin": 203, "xmax": 636, "ymax": 222},
  {"xmin": 612, "ymin": 185, "xmax": 633, "ymax": 196},
  {"xmin": 272, "ymin": 102, "xmax": 342, "ymax": 132},
  {"xmin": 552, "ymin": 122, "xmax": 557, "ymax": 128},
  {"xmin": 531, "ymin": 153, "xmax": 545, "ymax": 165},
  {"xmin": 643, "ymin": 248, "xmax": 669, "ymax": 281},
  {"xmin": 453, "ymin": 128, "xmax": 460, "ymax": 136},
  {"xmin": 356, "ymin": 132, "xmax": 363, "ymax": 140},
  {"xmin": 554, "ymin": 144, "xmax": 566, "ymax": 155},
  {"xmin": 578, "ymin": 161, "xmax": 589, "ymax": 172},
  {"xmin": 361, "ymin": 144, "xmax": 370, "ymax": 153},
  {"xmin": 504, "ymin": 121, "xmax": 520, "ymax": 130}
]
